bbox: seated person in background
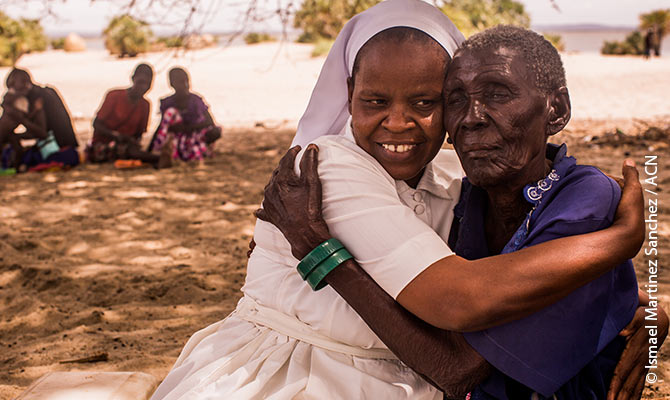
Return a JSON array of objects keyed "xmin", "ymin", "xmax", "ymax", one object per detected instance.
[
  {"xmin": 257, "ymin": 25, "xmax": 666, "ymax": 399},
  {"xmin": 148, "ymin": 67, "xmax": 221, "ymax": 163},
  {"xmin": 0, "ymin": 68, "xmax": 79, "ymax": 170},
  {"xmin": 88, "ymin": 63, "xmax": 167, "ymax": 167}
]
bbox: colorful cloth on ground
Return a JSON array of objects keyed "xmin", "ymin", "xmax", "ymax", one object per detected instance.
[
  {"xmin": 152, "ymin": 106, "xmax": 210, "ymax": 161},
  {"xmin": 25, "ymin": 85, "xmax": 78, "ymax": 148},
  {"xmin": 448, "ymin": 144, "xmax": 639, "ymax": 400},
  {"xmin": 1, "ymin": 145, "xmax": 79, "ymax": 169},
  {"xmin": 93, "ymin": 89, "xmax": 149, "ymax": 144}
]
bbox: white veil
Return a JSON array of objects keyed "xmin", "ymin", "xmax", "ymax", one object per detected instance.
[{"xmin": 291, "ymin": 0, "xmax": 464, "ymax": 148}]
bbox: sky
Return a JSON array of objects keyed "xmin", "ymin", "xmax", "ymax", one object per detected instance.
[{"xmin": 3, "ymin": 0, "xmax": 669, "ymax": 36}]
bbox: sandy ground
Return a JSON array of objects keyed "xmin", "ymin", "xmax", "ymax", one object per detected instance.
[{"xmin": 0, "ymin": 44, "xmax": 669, "ymax": 399}]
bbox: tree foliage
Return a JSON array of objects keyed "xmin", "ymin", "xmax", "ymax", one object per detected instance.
[
  {"xmin": 292, "ymin": 0, "xmax": 530, "ymax": 43},
  {"xmin": 600, "ymin": 8, "xmax": 669, "ymax": 56},
  {"xmin": 440, "ymin": 0, "xmax": 530, "ymax": 37},
  {"xmin": 293, "ymin": 0, "xmax": 381, "ymax": 43},
  {"xmin": 640, "ymin": 8, "xmax": 669, "ymax": 55},
  {"xmin": 103, "ymin": 14, "xmax": 154, "ymax": 57},
  {"xmin": 640, "ymin": 9, "xmax": 670, "ymax": 38},
  {"xmin": 601, "ymin": 30, "xmax": 644, "ymax": 55},
  {"xmin": 244, "ymin": 32, "xmax": 276, "ymax": 44},
  {"xmin": 0, "ymin": 11, "xmax": 47, "ymax": 66}
]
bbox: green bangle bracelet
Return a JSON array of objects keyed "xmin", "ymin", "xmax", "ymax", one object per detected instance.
[
  {"xmin": 306, "ymin": 247, "xmax": 353, "ymax": 291},
  {"xmin": 297, "ymin": 238, "xmax": 344, "ymax": 280}
]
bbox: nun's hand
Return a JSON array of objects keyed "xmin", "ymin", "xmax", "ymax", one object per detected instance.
[
  {"xmin": 607, "ymin": 292, "xmax": 669, "ymax": 400},
  {"xmin": 255, "ymin": 144, "xmax": 331, "ymax": 260}
]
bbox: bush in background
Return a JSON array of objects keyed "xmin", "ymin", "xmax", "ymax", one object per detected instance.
[
  {"xmin": 543, "ymin": 33, "xmax": 565, "ymax": 52},
  {"xmin": 103, "ymin": 14, "xmax": 153, "ymax": 57},
  {"xmin": 294, "ymin": 0, "xmax": 381, "ymax": 43},
  {"xmin": 440, "ymin": 0, "xmax": 530, "ymax": 37},
  {"xmin": 639, "ymin": 9, "xmax": 669, "ymax": 56},
  {"xmin": 244, "ymin": 32, "xmax": 276, "ymax": 45},
  {"xmin": 310, "ymin": 38, "xmax": 334, "ymax": 57},
  {"xmin": 0, "ymin": 12, "xmax": 48, "ymax": 66},
  {"xmin": 51, "ymin": 37, "xmax": 66, "ymax": 50},
  {"xmin": 601, "ymin": 31, "xmax": 644, "ymax": 55},
  {"xmin": 157, "ymin": 35, "xmax": 184, "ymax": 48}
]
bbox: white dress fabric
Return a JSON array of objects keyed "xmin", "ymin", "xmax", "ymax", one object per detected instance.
[
  {"xmin": 151, "ymin": 134, "xmax": 464, "ymax": 400},
  {"xmin": 152, "ymin": 0, "xmax": 467, "ymax": 397}
]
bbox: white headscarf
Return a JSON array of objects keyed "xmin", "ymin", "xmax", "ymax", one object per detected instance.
[{"xmin": 292, "ymin": 0, "xmax": 465, "ymax": 147}]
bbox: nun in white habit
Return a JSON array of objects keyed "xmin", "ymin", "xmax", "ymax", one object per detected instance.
[{"xmin": 151, "ymin": 1, "xmax": 465, "ymax": 398}]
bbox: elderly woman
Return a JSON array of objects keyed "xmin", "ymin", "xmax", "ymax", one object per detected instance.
[
  {"xmin": 257, "ymin": 26, "xmax": 665, "ymax": 399},
  {"xmin": 153, "ymin": 2, "xmax": 651, "ymax": 399}
]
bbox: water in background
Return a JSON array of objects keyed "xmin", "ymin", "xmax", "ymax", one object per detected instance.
[{"xmin": 83, "ymin": 30, "xmax": 670, "ymax": 56}]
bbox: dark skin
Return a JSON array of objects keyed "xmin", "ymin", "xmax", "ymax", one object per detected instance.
[
  {"xmin": 262, "ymin": 39, "xmax": 640, "ymax": 334},
  {"xmin": 443, "ymin": 47, "xmax": 567, "ymax": 254},
  {"xmin": 166, "ymin": 69, "xmax": 220, "ymax": 138},
  {"xmin": 93, "ymin": 72, "xmax": 160, "ymax": 164},
  {"xmin": 0, "ymin": 73, "xmax": 49, "ymax": 167},
  {"xmin": 256, "ymin": 145, "xmax": 655, "ymax": 399},
  {"xmin": 255, "ymin": 45, "xmax": 666, "ymax": 400}
]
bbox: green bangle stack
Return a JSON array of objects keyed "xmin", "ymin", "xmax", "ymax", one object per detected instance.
[{"xmin": 297, "ymin": 238, "xmax": 353, "ymax": 291}]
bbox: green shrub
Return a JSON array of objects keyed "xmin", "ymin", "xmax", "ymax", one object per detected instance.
[
  {"xmin": 0, "ymin": 12, "xmax": 48, "ymax": 66},
  {"xmin": 441, "ymin": 0, "xmax": 530, "ymax": 37},
  {"xmin": 51, "ymin": 37, "xmax": 66, "ymax": 50},
  {"xmin": 244, "ymin": 32, "xmax": 276, "ymax": 45},
  {"xmin": 157, "ymin": 36, "xmax": 184, "ymax": 48},
  {"xmin": 543, "ymin": 33, "xmax": 565, "ymax": 52},
  {"xmin": 601, "ymin": 30, "xmax": 644, "ymax": 55},
  {"xmin": 294, "ymin": 0, "xmax": 381, "ymax": 43},
  {"xmin": 311, "ymin": 38, "xmax": 334, "ymax": 57},
  {"xmin": 103, "ymin": 14, "xmax": 153, "ymax": 57}
]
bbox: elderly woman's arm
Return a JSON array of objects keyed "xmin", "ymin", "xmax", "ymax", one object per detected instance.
[
  {"xmin": 327, "ymin": 257, "xmax": 492, "ymax": 398},
  {"xmin": 257, "ymin": 145, "xmax": 645, "ymax": 332}
]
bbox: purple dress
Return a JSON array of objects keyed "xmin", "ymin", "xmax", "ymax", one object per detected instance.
[
  {"xmin": 154, "ymin": 93, "xmax": 214, "ymax": 161},
  {"xmin": 449, "ymin": 144, "xmax": 639, "ymax": 399}
]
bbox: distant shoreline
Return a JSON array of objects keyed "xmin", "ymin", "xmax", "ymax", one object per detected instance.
[{"xmin": 65, "ymin": 29, "xmax": 669, "ymax": 56}]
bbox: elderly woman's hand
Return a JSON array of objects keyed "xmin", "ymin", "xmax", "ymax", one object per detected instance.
[
  {"xmin": 255, "ymin": 144, "xmax": 331, "ymax": 260},
  {"xmin": 608, "ymin": 292, "xmax": 669, "ymax": 400}
]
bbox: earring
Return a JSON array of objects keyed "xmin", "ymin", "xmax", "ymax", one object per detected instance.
[{"xmin": 446, "ymin": 137, "xmax": 453, "ymax": 144}]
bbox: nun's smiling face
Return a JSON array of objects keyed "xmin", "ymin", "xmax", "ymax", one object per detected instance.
[{"xmin": 347, "ymin": 39, "xmax": 447, "ymax": 188}]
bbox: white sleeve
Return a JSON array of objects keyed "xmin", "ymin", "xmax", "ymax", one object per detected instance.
[{"xmin": 299, "ymin": 137, "xmax": 454, "ymax": 299}]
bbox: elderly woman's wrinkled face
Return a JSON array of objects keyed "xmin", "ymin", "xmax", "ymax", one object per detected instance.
[
  {"xmin": 443, "ymin": 47, "xmax": 551, "ymax": 188},
  {"xmin": 348, "ymin": 39, "xmax": 447, "ymax": 188}
]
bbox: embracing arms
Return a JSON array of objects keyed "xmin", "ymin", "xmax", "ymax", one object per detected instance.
[
  {"xmin": 256, "ymin": 145, "xmax": 659, "ymax": 399},
  {"xmin": 258, "ymin": 145, "xmax": 645, "ymax": 332}
]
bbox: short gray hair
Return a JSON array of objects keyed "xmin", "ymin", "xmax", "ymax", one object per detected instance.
[{"xmin": 460, "ymin": 25, "xmax": 566, "ymax": 94}]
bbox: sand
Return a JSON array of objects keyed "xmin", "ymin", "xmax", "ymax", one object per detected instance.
[{"xmin": 0, "ymin": 43, "xmax": 669, "ymax": 399}]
